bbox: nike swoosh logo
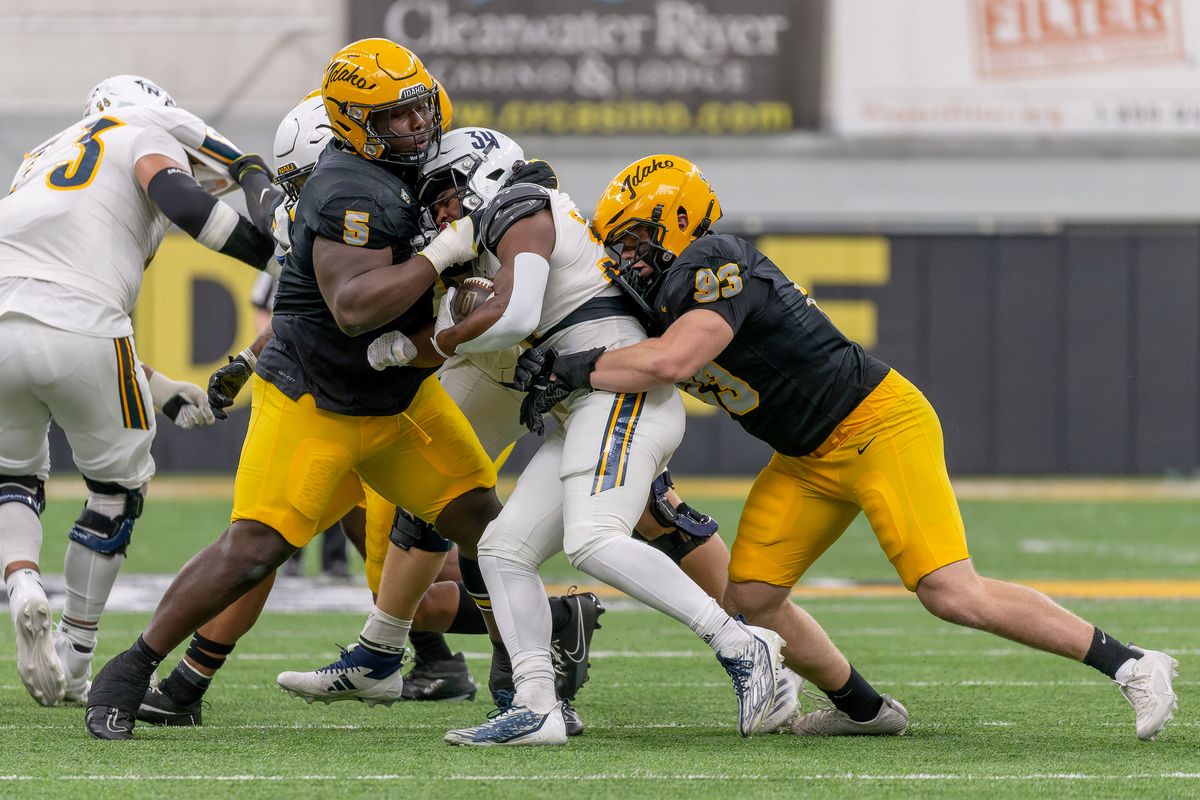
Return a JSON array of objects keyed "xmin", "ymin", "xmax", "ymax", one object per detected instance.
[
  {"xmin": 857, "ymin": 436, "xmax": 877, "ymax": 455},
  {"xmin": 259, "ymin": 187, "xmax": 271, "ymax": 204},
  {"xmin": 562, "ymin": 598, "xmax": 586, "ymax": 662}
]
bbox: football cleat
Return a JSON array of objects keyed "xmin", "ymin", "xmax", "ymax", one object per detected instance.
[
  {"xmin": 760, "ymin": 666, "xmax": 802, "ymax": 733},
  {"xmin": 444, "ymin": 702, "xmax": 567, "ymax": 747},
  {"xmin": 53, "ymin": 630, "xmax": 92, "ymax": 704},
  {"xmin": 277, "ymin": 644, "xmax": 405, "ymax": 707},
  {"xmin": 715, "ymin": 622, "xmax": 785, "ymax": 737},
  {"xmin": 790, "ymin": 694, "xmax": 909, "ymax": 736},
  {"xmin": 7, "ymin": 570, "xmax": 65, "ymax": 707},
  {"xmin": 1116, "ymin": 647, "xmax": 1179, "ymax": 741},
  {"xmin": 85, "ymin": 647, "xmax": 157, "ymax": 740},
  {"xmin": 562, "ymin": 701, "xmax": 584, "ymax": 737},
  {"xmin": 493, "ymin": 675, "xmax": 585, "ymax": 737},
  {"xmin": 137, "ymin": 681, "xmax": 203, "ymax": 726},
  {"xmin": 550, "ymin": 591, "xmax": 604, "ymax": 701},
  {"xmin": 401, "ymin": 652, "xmax": 477, "ymax": 702}
]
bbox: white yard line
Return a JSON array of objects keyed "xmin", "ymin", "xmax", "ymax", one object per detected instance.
[{"xmin": 2, "ymin": 773, "xmax": 1199, "ymax": 783}]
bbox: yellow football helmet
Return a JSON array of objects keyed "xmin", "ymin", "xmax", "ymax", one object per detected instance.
[
  {"xmin": 592, "ymin": 154, "xmax": 722, "ymax": 270},
  {"xmin": 321, "ymin": 38, "xmax": 445, "ymax": 166}
]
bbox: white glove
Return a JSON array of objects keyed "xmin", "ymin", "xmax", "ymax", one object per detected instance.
[
  {"xmin": 147, "ymin": 370, "xmax": 216, "ymax": 429},
  {"xmin": 431, "ymin": 287, "xmax": 457, "ymax": 359},
  {"xmin": 418, "ymin": 215, "xmax": 478, "ymax": 274},
  {"xmin": 367, "ymin": 331, "xmax": 418, "ymax": 371}
]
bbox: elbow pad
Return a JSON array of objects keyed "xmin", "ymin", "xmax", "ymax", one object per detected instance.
[
  {"xmin": 147, "ymin": 167, "xmax": 273, "ymax": 270},
  {"xmin": 456, "ymin": 252, "xmax": 549, "ymax": 354}
]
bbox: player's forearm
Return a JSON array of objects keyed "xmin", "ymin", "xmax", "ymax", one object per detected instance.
[
  {"xmin": 332, "ymin": 257, "xmax": 438, "ymax": 336},
  {"xmin": 587, "ymin": 340, "xmax": 686, "ymax": 393},
  {"xmin": 438, "ymin": 300, "xmax": 506, "ymax": 353}
]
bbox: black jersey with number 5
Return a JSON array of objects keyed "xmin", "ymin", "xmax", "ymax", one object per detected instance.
[
  {"xmin": 651, "ymin": 234, "xmax": 889, "ymax": 457},
  {"xmin": 258, "ymin": 141, "xmax": 436, "ymax": 416}
]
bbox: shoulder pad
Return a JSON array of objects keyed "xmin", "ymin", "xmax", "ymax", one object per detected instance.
[{"xmin": 479, "ymin": 183, "xmax": 552, "ymax": 252}]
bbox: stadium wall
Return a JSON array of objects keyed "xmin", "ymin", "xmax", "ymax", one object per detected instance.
[{"xmin": 47, "ymin": 226, "xmax": 1200, "ymax": 477}]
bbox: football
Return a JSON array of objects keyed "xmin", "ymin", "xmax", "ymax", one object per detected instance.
[{"xmin": 451, "ymin": 276, "xmax": 495, "ymax": 323}]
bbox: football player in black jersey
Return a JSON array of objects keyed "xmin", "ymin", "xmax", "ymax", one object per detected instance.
[
  {"xmin": 514, "ymin": 154, "xmax": 1179, "ymax": 742},
  {"xmin": 85, "ymin": 39, "xmax": 508, "ymax": 740}
]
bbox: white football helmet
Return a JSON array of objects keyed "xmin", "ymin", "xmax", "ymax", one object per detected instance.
[
  {"xmin": 84, "ymin": 74, "xmax": 176, "ymax": 117},
  {"xmin": 416, "ymin": 127, "xmax": 525, "ymax": 215},
  {"xmin": 273, "ymin": 90, "xmax": 333, "ymax": 202}
]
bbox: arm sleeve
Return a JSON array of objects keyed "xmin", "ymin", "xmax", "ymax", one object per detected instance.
[{"xmin": 455, "ymin": 251, "xmax": 549, "ymax": 354}]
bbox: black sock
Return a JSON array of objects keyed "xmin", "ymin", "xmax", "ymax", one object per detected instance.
[
  {"xmin": 445, "ymin": 582, "xmax": 488, "ymax": 635},
  {"xmin": 1083, "ymin": 627, "xmax": 1141, "ymax": 678},
  {"xmin": 458, "ymin": 556, "xmax": 491, "ymax": 612},
  {"xmin": 160, "ymin": 661, "xmax": 212, "ymax": 707},
  {"xmin": 548, "ymin": 597, "xmax": 571, "ymax": 632},
  {"xmin": 823, "ymin": 665, "xmax": 884, "ymax": 723},
  {"xmin": 131, "ymin": 635, "xmax": 164, "ymax": 670},
  {"xmin": 410, "ymin": 631, "xmax": 454, "ymax": 664}
]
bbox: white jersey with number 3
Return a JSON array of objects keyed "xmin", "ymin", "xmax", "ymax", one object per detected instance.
[{"xmin": 0, "ymin": 106, "xmax": 206, "ymax": 336}]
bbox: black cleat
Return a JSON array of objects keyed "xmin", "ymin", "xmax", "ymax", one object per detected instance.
[
  {"xmin": 551, "ymin": 591, "xmax": 604, "ymax": 701},
  {"xmin": 401, "ymin": 652, "xmax": 478, "ymax": 702},
  {"xmin": 86, "ymin": 706, "xmax": 135, "ymax": 740},
  {"xmin": 137, "ymin": 684, "xmax": 203, "ymax": 726},
  {"xmin": 563, "ymin": 700, "xmax": 584, "ymax": 737},
  {"xmin": 85, "ymin": 647, "xmax": 156, "ymax": 741}
]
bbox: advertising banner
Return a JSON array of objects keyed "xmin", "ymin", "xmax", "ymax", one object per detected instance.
[
  {"xmin": 348, "ymin": 0, "xmax": 821, "ymax": 134},
  {"xmin": 828, "ymin": 0, "xmax": 1200, "ymax": 134}
]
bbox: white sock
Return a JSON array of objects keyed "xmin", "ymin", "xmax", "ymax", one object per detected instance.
[
  {"xmin": 358, "ymin": 607, "xmax": 411, "ymax": 657},
  {"xmin": 61, "ymin": 541, "xmax": 124, "ymax": 648},
  {"xmin": 479, "ymin": 554, "xmax": 558, "ymax": 714},
  {"xmin": 0, "ymin": 501, "xmax": 43, "ymax": 574}
]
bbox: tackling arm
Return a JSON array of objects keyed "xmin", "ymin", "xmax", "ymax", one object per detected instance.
[{"xmin": 585, "ymin": 309, "xmax": 735, "ymax": 392}]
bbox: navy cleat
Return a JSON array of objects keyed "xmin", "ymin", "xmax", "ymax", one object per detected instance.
[
  {"xmin": 445, "ymin": 702, "xmax": 567, "ymax": 747},
  {"xmin": 716, "ymin": 623, "xmax": 786, "ymax": 737},
  {"xmin": 277, "ymin": 644, "xmax": 405, "ymax": 706}
]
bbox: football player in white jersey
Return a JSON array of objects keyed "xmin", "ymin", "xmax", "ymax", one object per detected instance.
[
  {"xmin": 0, "ymin": 74, "xmax": 277, "ymax": 707},
  {"xmin": 391, "ymin": 127, "xmax": 791, "ymax": 745}
]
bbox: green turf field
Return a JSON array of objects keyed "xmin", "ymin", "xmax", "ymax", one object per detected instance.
[{"xmin": 1, "ymin": 487, "xmax": 1197, "ymax": 798}]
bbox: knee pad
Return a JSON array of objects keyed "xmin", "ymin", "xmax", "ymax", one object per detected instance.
[
  {"xmin": 389, "ymin": 508, "xmax": 453, "ymax": 553},
  {"xmin": 0, "ymin": 475, "xmax": 45, "ymax": 516},
  {"xmin": 648, "ymin": 469, "xmax": 718, "ymax": 539},
  {"xmin": 67, "ymin": 478, "xmax": 144, "ymax": 556},
  {"xmin": 633, "ymin": 529, "xmax": 706, "ymax": 566}
]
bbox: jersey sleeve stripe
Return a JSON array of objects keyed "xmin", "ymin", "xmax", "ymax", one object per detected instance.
[
  {"xmin": 591, "ymin": 392, "xmax": 645, "ymax": 495},
  {"xmin": 199, "ymin": 135, "xmax": 239, "ymax": 165}
]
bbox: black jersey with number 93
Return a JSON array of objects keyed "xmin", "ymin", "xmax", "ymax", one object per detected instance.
[{"xmin": 651, "ymin": 234, "xmax": 890, "ymax": 457}]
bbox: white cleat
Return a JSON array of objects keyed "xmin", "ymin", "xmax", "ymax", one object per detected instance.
[
  {"xmin": 716, "ymin": 622, "xmax": 785, "ymax": 737},
  {"xmin": 7, "ymin": 570, "xmax": 65, "ymax": 707},
  {"xmin": 53, "ymin": 630, "xmax": 92, "ymax": 704},
  {"xmin": 444, "ymin": 702, "xmax": 567, "ymax": 747},
  {"xmin": 276, "ymin": 644, "xmax": 405, "ymax": 707},
  {"xmin": 761, "ymin": 666, "xmax": 802, "ymax": 733},
  {"xmin": 791, "ymin": 694, "xmax": 909, "ymax": 736},
  {"xmin": 1116, "ymin": 647, "xmax": 1179, "ymax": 741}
]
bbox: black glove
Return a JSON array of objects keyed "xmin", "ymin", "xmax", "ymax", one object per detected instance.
[
  {"xmin": 551, "ymin": 348, "xmax": 606, "ymax": 391},
  {"xmin": 208, "ymin": 354, "xmax": 254, "ymax": 420},
  {"xmin": 514, "ymin": 346, "xmax": 557, "ymax": 392},
  {"xmin": 519, "ymin": 380, "xmax": 574, "ymax": 436},
  {"xmin": 229, "ymin": 153, "xmax": 270, "ymax": 186},
  {"xmin": 505, "ymin": 158, "xmax": 559, "ymax": 191}
]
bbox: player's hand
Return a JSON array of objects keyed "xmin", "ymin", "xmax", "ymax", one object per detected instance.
[
  {"xmin": 430, "ymin": 287, "xmax": 458, "ymax": 358},
  {"xmin": 519, "ymin": 379, "xmax": 573, "ymax": 436},
  {"xmin": 418, "ymin": 213, "xmax": 480, "ymax": 274},
  {"xmin": 551, "ymin": 348, "xmax": 606, "ymax": 391},
  {"xmin": 229, "ymin": 153, "xmax": 270, "ymax": 186},
  {"xmin": 148, "ymin": 371, "xmax": 217, "ymax": 429},
  {"xmin": 367, "ymin": 331, "xmax": 418, "ymax": 371},
  {"xmin": 513, "ymin": 346, "xmax": 557, "ymax": 393},
  {"xmin": 505, "ymin": 158, "xmax": 558, "ymax": 191},
  {"xmin": 207, "ymin": 354, "xmax": 254, "ymax": 419}
]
